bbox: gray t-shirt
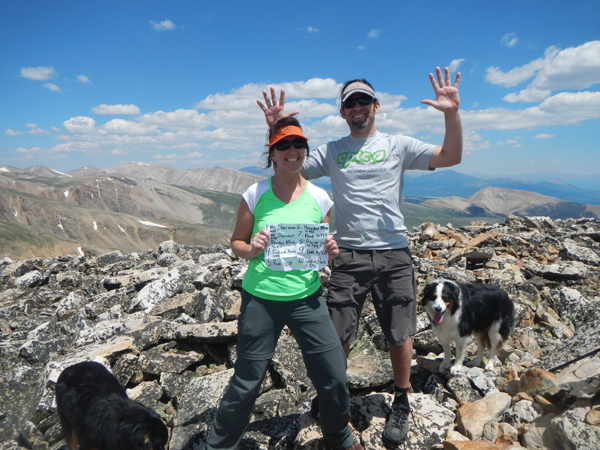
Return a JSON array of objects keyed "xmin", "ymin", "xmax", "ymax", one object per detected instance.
[{"xmin": 303, "ymin": 130, "xmax": 436, "ymax": 250}]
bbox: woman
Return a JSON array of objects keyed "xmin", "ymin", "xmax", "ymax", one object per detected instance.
[{"xmin": 204, "ymin": 117, "xmax": 359, "ymax": 450}]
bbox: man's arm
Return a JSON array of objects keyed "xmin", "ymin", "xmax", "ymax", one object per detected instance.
[{"xmin": 422, "ymin": 67, "xmax": 463, "ymax": 169}]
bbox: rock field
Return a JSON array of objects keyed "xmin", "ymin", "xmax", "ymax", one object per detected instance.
[{"xmin": 1, "ymin": 215, "xmax": 600, "ymax": 450}]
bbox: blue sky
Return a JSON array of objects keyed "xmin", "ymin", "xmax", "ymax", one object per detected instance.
[{"xmin": 1, "ymin": 0, "xmax": 599, "ymax": 184}]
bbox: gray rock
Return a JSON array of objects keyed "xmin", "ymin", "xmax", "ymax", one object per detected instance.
[
  {"xmin": 447, "ymin": 375, "xmax": 483, "ymax": 403},
  {"xmin": 562, "ymin": 238, "xmax": 600, "ymax": 266},
  {"xmin": 523, "ymin": 260, "xmax": 589, "ymax": 280},
  {"xmin": 552, "ymin": 410, "xmax": 600, "ymax": 450},
  {"xmin": 14, "ymin": 270, "xmax": 45, "ymax": 288},
  {"xmin": 159, "ymin": 240, "xmax": 180, "ymax": 255},
  {"xmin": 130, "ymin": 266, "xmax": 189, "ymax": 313},
  {"xmin": 157, "ymin": 252, "xmax": 180, "ymax": 267},
  {"xmin": 171, "ymin": 369, "xmax": 234, "ymax": 450}
]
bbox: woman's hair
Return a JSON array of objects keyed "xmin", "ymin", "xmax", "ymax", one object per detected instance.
[
  {"xmin": 263, "ymin": 116, "xmax": 310, "ymax": 169},
  {"xmin": 338, "ymin": 78, "xmax": 375, "ymax": 107}
]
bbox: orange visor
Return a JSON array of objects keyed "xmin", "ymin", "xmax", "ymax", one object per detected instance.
[{"xmin": 269, "ymin": 125, "xmax": 308, "ymax": 147}]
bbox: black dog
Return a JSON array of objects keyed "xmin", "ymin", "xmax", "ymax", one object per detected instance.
[
  {"xmin": 55, "ymin": 361, "xmax": 168, "ymax": 450},
  {"xmin": 422, "ymin": 279, "xmax": 514, "ymax": 374}
]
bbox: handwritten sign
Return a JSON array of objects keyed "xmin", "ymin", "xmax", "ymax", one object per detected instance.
[{"xmin": 264, "ymin": 223, "xmax": 329, "ymax": 272}]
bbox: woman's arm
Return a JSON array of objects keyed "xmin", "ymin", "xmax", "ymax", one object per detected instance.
[{"xmin": 230, "ymin": 199, "xmax": 271, "ymax": 260}]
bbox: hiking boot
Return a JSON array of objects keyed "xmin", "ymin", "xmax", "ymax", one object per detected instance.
[
  {"xmin": 382, "ymin": 401, "xmax": 411, "ymax": 445},
  {"xmin": 342, "ymin": 440, "xmax": 362, "ymax": 450},
  {"xmin": 310, "ymin": 394, "xmax": 320, "ymax": 420}
]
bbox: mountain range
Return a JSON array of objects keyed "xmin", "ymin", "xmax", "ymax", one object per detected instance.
[
  {"xmin": 241, "ymin": 167, "xmax": 600, "ymax": 205},
  {"xmin": 402, "ymin": 169, "xmax": 600, "ymax": 205},
  {"xmin": 1, "ymin": 162, "xmax": 599, "ymax": 260}
]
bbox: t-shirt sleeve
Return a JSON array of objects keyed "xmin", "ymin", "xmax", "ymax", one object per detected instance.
[
  {"xmin": 306, "ymin": 183, "xmax": 333, "ymax": 221},
  {"xmin": 403, "ymin": 136, "xmax": 437, "ymax": 171},
  {"xmin": 303, "ymin": 144, "xmax": 329, "ymax": 180},
  {"xmin": 242, "ymin": 179, "xmax": 270, "ymax": 214}
]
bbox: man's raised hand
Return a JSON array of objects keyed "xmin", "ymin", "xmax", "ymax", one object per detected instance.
[
  {"xmin": 421, "ymin": 67, "xmax": 460, "ymax": 113},
  {"xmin": 257, "ymin": 87, "xmax": 299, "ymax": 127}
]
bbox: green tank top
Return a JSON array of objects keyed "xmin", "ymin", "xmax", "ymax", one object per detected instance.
[{"xmin": 242, "ymin": 178, "xmax": 332, "ymax": 301}]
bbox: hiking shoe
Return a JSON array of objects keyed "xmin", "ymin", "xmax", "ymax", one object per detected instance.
[
  {"xmin": 343, "ymin": 440, "xmax": 362, "ymax": 450},
  {"xmin": 310, "ymin": 394, "xmax": 320, "ymax": 420},
  {"xmin": 382, "ymin": 402, "xmax": 411, "ymax": 445}
]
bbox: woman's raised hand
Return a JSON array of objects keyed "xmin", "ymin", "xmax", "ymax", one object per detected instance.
[{"xmin": 257, "ymin": 87, "xmax": 299, "ymax": 127}]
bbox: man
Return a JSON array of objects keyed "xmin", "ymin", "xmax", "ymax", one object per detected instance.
[{"xmin": 258, "ymin": 67, "xmax": 462, "ymax": 445}]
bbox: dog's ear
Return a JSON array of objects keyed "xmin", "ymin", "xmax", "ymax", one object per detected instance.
[
  {"xmin": 452, "ymin": 284, "xmax": 460, "ymax": 296},
  {"xmin": 421, "ymin": 284, "xmax": 432, "ymax": 303}
]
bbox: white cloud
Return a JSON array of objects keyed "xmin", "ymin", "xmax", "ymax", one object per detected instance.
[
  {"xmin": 140, "ymin": 109, "xmax": 210, "ymax": 129},
  {"xmin": 533, "ymin": 134, "xmax": 555, "ymax": 139},
  {"xmin": 152, "ymin": 151, "xmax": 204, "ymax": 160},
  {"xmin": 43, "ymin": 83, "xmax": 60, "ymax": 92},
  {"xmin": 538, "ymin": 91, "xmax": 600, "ymax": 116},
  {"xmin": 486, "ymin": 58, "xmax": 545, "ymax": 87},
  {"xmin": 19, "ymin": 73, "xmax": 600, "ymax": 166},
  {"xmin": 194, "ymin": 78, "xmax": 340, "ymax": 111},
  {"xmin": 77, "ymin": 75, "xmax": 91, "ymax": 83},
  {"xmin": 27, "ymin": 127, "xmax": 51, "ymax": 135},
  {"xmin": 64, "ymin": 116, "xmax": 97, "ymax": 134},
  {"xmin": 101, "ymin": 119, "xmax": 160, "ymax": 136},
  {"xmin": 16, "ymin": 146, "xmax": 44, "ymax": 154},
  {"xmin": 91, "ymin": 104, "xmax": 141, "ymax": 115},
  {"xmin": 283, "ymin": 100, "xmax": 338, "ymax": 118},
  {"xmin": 448, "ymin": 59, "xmax": 465, "ymax": 74},
  {"xmin": 487, "ymin": 41, "xmax": 600, "ymax": 102},
  {"xmin": 306, "ymin": 26, "xmax": 320, "ymax": 33},
  {"xmin": 501, "ymin": 33, "xmax": 518, "ymax": 47},
  {"xmin": 368, "ymin": 29, "xmax": 382, "ymax": 38},
  {"xmin": 5, "ymin": 129, "xmax": 22, "ymax": 136},
  {"xmin": 530, "ymin": 41, "xmax": 600, "ymax": 90},
  {"xmin": 357, "ymin": 46, "xmax": 366, "ymax": 51},
  {"xmin": 151, "ymin": 19, "xmax": 176, "ymax": 31},
  {"xmin": 21, "ymin": 66, "xmax": 55, "ymax": 80},
  {"xmin": 503, "ymin": 88, "xmax": 551, "ymax": 103},
  {"xmin": 49, "ymin": 141, "xmax": 100, "ymax": 154}
]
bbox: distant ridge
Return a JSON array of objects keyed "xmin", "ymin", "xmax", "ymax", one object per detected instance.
[
  {"xmin": 2, "ymin": 162, "xmax": 599, "ymax": 260},
  {"xmin": 403, "ymin": 169, "xmax": 600, "ymax": 205},
  {"xmin": 67, "ymin": 165, "xmax": 101, "ymax": 177},
  {"xmin": 74, "ymin": 162, "xmax": 265, "ymax": 195},
  {"xmin": 25, "ymin": 165, "xmax": 72, "ymax": 178}
]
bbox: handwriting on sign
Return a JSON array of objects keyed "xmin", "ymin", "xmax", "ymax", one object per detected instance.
[{"xmin": 264, "ymin": 223, "xmax": 329, "ymax": 272}]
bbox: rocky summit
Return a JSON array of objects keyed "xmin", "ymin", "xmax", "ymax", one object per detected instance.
[{"xmin": 1, "ymin": 215, "xmax": 600, "ymax": 450}]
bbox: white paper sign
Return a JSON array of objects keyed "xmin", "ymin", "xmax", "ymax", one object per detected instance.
[{"xmin": 264, "ymin": 223, "xmax": 329, "ymax": 272}]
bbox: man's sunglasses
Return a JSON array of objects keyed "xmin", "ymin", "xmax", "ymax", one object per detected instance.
[
  {"xmin": 272, "ymin": 138, "xmax": 308, "ymax": 151},
  {"xmin": 341, "ymin": 96, "xmax": 376, "ymax": 109}
]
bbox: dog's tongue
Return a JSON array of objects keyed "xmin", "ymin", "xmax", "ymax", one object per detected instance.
[{"xmin": 434, "ymin": 313, "xmax": 444, "ymax": 324}]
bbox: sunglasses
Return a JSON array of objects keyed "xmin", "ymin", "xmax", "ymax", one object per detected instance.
[
  {"xmin": 341, "ymin": 96, "xmax": 376, "ymax": 109},
  {"xmin": 272, "ymin": 138, "xmax": 308, "ymax": 151}
]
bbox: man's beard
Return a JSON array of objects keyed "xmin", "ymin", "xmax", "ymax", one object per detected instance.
[{"xmin": 350, "ymin": 116, "xmax": 371, "ymax": 131}]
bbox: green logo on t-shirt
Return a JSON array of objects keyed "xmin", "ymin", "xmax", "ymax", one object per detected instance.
[{"xmin": 337, "ymin": 149, "xmax": 386, "ymax": 169}]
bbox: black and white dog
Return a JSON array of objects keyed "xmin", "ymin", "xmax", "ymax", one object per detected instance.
[{"xmin": 421, "ymin": 279, "xmax": 514, "ymax": 374}]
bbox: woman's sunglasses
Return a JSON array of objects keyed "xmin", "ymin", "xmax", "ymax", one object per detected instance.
[
  {"xmin": 341, "ymin": 96, "xmax": 376, "ymax": 109},
  {"xmin": 273, "ymin": 138, "xmax": 308, "ymax": 151}
]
